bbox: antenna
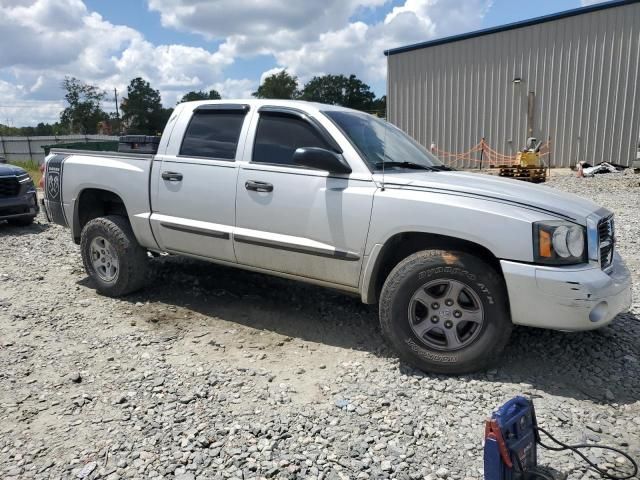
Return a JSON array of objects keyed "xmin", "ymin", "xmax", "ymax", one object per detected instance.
[
  {"xmin": 381, "ymin": 53, "xmax": 389, "ymax": 192},
  {"xmin": 381, "ymin": 121, "xmax": 387, "ymax": 191}
]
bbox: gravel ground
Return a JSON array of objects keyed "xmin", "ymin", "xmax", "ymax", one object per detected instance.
[{"xmin": 0, "ymin": 170, "xmax": 638, "ymax": 480}]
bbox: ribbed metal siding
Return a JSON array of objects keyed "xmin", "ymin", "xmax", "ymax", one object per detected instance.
[{"xmin": 387, "ymin": 2, "xmax": 640, "ymax": 168}]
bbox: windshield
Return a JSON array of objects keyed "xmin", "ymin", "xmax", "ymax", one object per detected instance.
[{"xmin": 324, "ymin": 110, "xmax": 444, "ymax": 171}]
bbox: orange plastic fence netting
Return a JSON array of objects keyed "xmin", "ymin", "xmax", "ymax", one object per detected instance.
[
  {"xmin": 431, "ymin": 142, "xmax": 484, "ymax": 162},
  {"xmin": 431, "ymin": 140, "xmax": 550, "ymax": 167}
]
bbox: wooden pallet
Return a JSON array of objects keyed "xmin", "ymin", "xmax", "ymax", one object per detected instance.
[{"xmin": 498, "ymin": 165, "xmax": 547, "ymax": 183}]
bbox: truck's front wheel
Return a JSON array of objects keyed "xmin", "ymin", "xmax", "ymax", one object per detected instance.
[
  {"xmin": 379, "ymin": 250, "xmax": 511, "ymax": 375},
  {"xmin": 80, "ymin": 215, "xmax": 148, "ymax": 297}
]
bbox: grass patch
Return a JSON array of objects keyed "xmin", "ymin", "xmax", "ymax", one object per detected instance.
[{"xmin": 11, "ymin": 160, "xmax": 42, "ymax": 186}]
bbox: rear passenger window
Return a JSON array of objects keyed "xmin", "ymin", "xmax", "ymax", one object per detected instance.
[
  {"xmin": 180, "ymin": 111, "xmax": 245, "ymax": 160},
  {"xmin": 253, "ymin": 114, "xmax": 329, "ymax": 166}
]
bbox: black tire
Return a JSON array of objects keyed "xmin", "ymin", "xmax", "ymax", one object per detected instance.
[
  {"xmin": 80, "ymin": 215, "xmax": 148, "ymax": 297},
  {"xmin": 8, "ymin": 216, "xmax": 35, "ymax": 227},
  {"xmin": 379, "ymin": 249, "xmax": 512, "ymax": 375}
]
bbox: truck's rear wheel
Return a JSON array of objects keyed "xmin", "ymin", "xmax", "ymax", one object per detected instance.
[
  {"xmin": 379, "ymin": 249, "xmax": 511, "ymax": 375},
  {"xmin": 80, "ymin": 215, "xmax": 148, "ymax": 297}
]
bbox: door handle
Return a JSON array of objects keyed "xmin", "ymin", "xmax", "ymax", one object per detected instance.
[
  {"xmin": 245, "ymin": 180, "xmax": 273, "ymax": 192},
  {"xmin": 162, "ymin": 171, "xmax": 183, "ymax": 182}
]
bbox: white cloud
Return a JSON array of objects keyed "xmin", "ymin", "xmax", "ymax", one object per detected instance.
[
  {"xmin": 211, "ymin": 78, "xmax": 256, "ymax": 99},
  {"xmin": 261, "ymin": 0, "xmax": 491, "ymax": 89},
  {"xmin": 150, "ymin": 0, "xmax": 492, "ymax": 89},
  {"xmin": 148, "ymin": 0, "xmax": 387, "ymax": 54},
  {"xmin": 0, "ymin": 0, "xmax": 492, "ymax": 126},
  {"xmin": 0, "ymin": 78, "xmax": 64, "ymax": 127},
  {"xmin": 581, "ymin": 0, "xmax": 606, "ymax": 5},
  {"xmin": 259, "ymin": 68, "xmax": 288, "ymax": 85},
  {"xmin": 0, "ymin": 0, "xmax": 250, "ymax": 126}
]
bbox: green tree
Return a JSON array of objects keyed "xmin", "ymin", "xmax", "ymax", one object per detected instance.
[
  {"xmin": 371, "ymin": 95, "xmax": 386, "ymax": 118},
  {"xmin": 35, "ymin": 123, "xmax": 53, "ymax": 136},
  {"xmin": 0, "ymin": 122, "xmax": 68, "ymax": 136},
  {"xmin": 178, "ymin": 89, "xmax": 222, "ymax": 103},
  {"xmin": 48, "ymin": 122, "xmax": 69, "ymax": 135},
  {"xmin": 252, "ymin": 70, "xmax": 299, "ymax": 99},
  {"xmin": 60, "ymin": 76, "xmax": 108, "ymax": 134},
  {"xmin": 299, "ymin": 74, "xmax": 345, "ymax": 105},
  {"xmin": 343, "ymin": 74, "xmax": 377, "ymax": 111},
  {"xmin": 0, "ymin": 124, "xmax": 16, "ymax": 135},
  {"xmin": 121, "ymin": 77, "xmax": 168, "ymax": 134},
  {"xmin": 158, "ymin": 107, "xmax": 174, "ymax": 132},
  {"xmin": 299, "ymin": 74, "xmax": 378, "ymax": 112}
]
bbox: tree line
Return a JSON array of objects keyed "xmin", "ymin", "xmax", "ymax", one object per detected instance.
[
  {"xmin": 0, "ymin": 70, "xmax": 385, "ymax": 137},
  {"xmin": 253, "ymin": 71, "xmax": 386, "ymax": 115}
]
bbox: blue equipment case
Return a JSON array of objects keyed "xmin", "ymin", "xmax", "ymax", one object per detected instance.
[{"xmin": 484, "ymin": 396, "xmax": 538, "ymax": 480}]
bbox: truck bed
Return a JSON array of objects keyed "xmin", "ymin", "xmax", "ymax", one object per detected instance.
[{"xmin": 45, "ymin": 148, "xmax": 158, "ymax": 249}]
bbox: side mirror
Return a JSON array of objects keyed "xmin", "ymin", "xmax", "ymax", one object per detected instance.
[{"xmin": 293, "ymin": 147, "xmax": 352, "ymax": 174}]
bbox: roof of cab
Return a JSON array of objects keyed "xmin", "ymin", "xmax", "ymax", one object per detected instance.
[{"xmin": 178, "ymin": 99, "xmax": 357, "ymax": 115}]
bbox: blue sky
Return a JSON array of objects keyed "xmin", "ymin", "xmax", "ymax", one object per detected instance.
[
  {"xmin": 85, "ymin": 0, "xmax": 589, "ymax": 94},
  {"xmin": 483, "ymin": 0, "xmax": 590, "ymax": 28},
  {"xmin": 0, "ymin": 0, "xmax": 605, "ymax": 126},
  {"xmin": 85, "ymin": 0, "xmax": 588, "ymax": 47}
]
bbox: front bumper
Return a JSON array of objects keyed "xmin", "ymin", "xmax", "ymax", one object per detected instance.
[
  {"xmin": 501, "ymin": 252, "xmax": 632, "ymax": 331},
  {"xmin": 0, "ymin": 190, "xmax": 39, "ymax": 220}
]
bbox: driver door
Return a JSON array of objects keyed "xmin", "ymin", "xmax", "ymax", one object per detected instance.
[{"xmin": 234, "ymin": 107, "xmax": 376, "ymax": 287}]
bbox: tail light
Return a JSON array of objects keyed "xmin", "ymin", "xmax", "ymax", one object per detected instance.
[{"xmin": 39, "ymin": 163, "xmax": 45, "ymax": 190}]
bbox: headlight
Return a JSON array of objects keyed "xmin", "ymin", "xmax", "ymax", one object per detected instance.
[
  {"xmin": 16, "ymin": 173, "xmax": 35, "ymax": 194},
  {"xmin": 17, "ymin": 173, "xmax": 33, "ymax": 184},
  {"xmin": 533, "ymin": 221, "xmax": 586, "ymax": 265}
]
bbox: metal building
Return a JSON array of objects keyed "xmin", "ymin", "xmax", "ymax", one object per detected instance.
[{"xmin": 385, "ymin": 0, "xmax": 640, "ymax": 168}]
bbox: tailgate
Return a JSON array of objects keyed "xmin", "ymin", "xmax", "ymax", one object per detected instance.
[{"xmin": 43, "ymin": 153, "xmax": 69, "ymax": 227}]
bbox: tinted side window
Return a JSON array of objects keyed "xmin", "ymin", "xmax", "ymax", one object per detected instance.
[
  {"xmin": 253, "ymin": 114, "xmax": 329, "ymax": 166},
  {"xmin": 180, "ymin": 111, "xmax": 245, "ymax": 160}
]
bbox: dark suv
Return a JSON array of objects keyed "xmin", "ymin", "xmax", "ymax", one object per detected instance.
[{"xmin": 0, "ymin": 160, "xmax": 39, "ymax": 226}]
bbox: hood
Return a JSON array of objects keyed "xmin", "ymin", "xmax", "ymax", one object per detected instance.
[
  {"xmin": 0, "ymin": 163, "xmax": 27, "ymax": 177},
  {"xmin": 376, "ymin": 170, "xmax": 602, "ymax": 224}
]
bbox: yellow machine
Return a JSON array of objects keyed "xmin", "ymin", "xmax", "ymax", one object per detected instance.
[
  {"xmin": 517, "ymin": 150, "xmax": 540, "ymax": 167},
  {"xmin": 499, "ymin": 137, "xmax": 547, "ymax": 183}
]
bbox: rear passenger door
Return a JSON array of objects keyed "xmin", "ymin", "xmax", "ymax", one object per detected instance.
[{"xmin": 150, "ymin": 104, "xmax": 250, "ymax": 262}]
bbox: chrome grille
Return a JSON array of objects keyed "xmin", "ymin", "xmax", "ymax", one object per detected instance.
[
  {"xmin": 598, "ymin": 215, "xmax": 615, "ymax": 270},
  {"xmin": 0, "ymin": 176, "xmax": 19, "ymax": 198}
]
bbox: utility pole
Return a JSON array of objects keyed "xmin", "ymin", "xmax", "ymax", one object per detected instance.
[
  {"xmin": 114, "ymin": 88, "xmax": 120, "ymax": 120},
  {"xmin": 114, "ymin": 88, "xmax": 121, "ymax": 135}
]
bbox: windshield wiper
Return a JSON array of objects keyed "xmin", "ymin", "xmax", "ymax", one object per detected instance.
[
  {"xmin": 427, "ymin": 165, "xmax": 455, "ymax": 171},
  {"xmin": 374, "ymin": 161, "xmax": 453, "ymax": 171}
]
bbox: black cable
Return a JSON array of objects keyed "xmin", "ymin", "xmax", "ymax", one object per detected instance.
[
  {"xmin": 512, "ymin": 439, "xmax": 562, "ymax": 480},
  {"xmin": 536, "ymin": 426, "xmax": 638, "ymax": 480}
]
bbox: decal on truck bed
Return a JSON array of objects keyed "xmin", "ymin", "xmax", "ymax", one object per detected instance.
[{"xmin": 45, "ymin": 154, "xmax": 68, "ymax": 226}]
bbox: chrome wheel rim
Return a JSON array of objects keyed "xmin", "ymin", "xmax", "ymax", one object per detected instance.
[
  {"xmin": 408, "ymin": 278, "xmax": 484, "ymax": 351},
  {"xmin": 90, "ymin": 236, "xmax": 119, "ymax": 283}
]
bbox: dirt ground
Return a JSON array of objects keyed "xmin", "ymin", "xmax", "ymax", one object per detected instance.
[{"xmin": 0, "ymin": 170, "xmax": 638, "ymax": 480}]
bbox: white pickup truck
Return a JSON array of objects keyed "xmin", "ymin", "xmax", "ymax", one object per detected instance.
[{"xmin": 42, "ymin": 100, "xmax": 632, "ymax": 374}]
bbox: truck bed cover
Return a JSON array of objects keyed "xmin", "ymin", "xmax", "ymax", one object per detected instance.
[{"xmin": 49, "ymin": 148, "xmax": 154, "ymax": 160}]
